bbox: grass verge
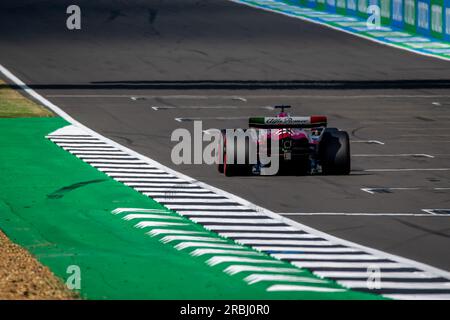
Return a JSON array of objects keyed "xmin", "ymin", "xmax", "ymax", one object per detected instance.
[
  {"xmin": 0, "ymin": 80, "xmax": 74, "ymax": 299},
  {"xmin": 0, "ymin": 79, "xmax": 53, "ymax": 118}
]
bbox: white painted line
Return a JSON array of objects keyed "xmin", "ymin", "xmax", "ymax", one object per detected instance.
[
  {"xmin": 63, "ymin": 147, "xmax": 118, "ymax": 151},
  {"xmin": 66, "ymin": 93, "xmax": 450, "ymax": 100},
  {"xmin": 224, "ymin": 265, "xmax": 302, "ymax": 276},
  {"xmin": 124, "ymin": 180, "xmax": 190, "ymax": 185},
  {"xmin": 175, "ymin": 116, "xmax": 250, "ymax": 122},
  {"xmin": 118, "ymin": 177, "xmax": 187, "ymax": 182},
  {"xmin": 272, "ymin": 254, "xmax": 379, "ymax": 260},
  {"xmin": 401, "ymin": 134, "xmax": 450, "ymax": 137},
  {"xmin": 202, "ymin": 129, "xmax": 221, "ymax": 136},
  {"xmin": 365, "ymin": 168, "xmax": 450, "ymax": 172},
  {"xmin": 129, "ymin": 183, "xmax": 198, "ymax": 188},
  {"xmin": 244, "ymin": 274, "xmax": 328, "ymax": 285},
  {"xmin": 124, "ymin": 180, "xmax": 192, "ymax": 185},
  {"xmin": 97, "ymin": 168, "xmax": 166, "ymax": 173},
  {"xmin": 279, "ymin": 212, "xmax": 434, "ymax": 217},
  {"xmin": 153, "ymin": 198, "xmax": 236, "ymax": 204},
  {"xmin": 91, "ymin": 163, "xmax": 156, "ymax": 168},
  {"xmin": 351, "ymin": 140, "xmax": 385, "ymax": 145},
  {"xmin": 190, "ymin": 218, "xmax": 279, "ymax": 224},
  {"xmin": 234, "ymin": 94, "xmax": 450, "ymax": 99},
  {"xmin": 220, "ymin": 232, "xmax": 319, "ymax": 239},
  {"xmin": 353, "ymin": 154, "xmax": 434, "ymax": 158},
  {"xmin": 292, "ymin": 261, "xmax": 404, "ymax": 269},
  {"xmin": 362, "ymin": 187, "xmax": 450, "ymax": 194},
  {"xmin": 56, "ymin": 143, "xmax": 111, "ymax": 148},
  {"xmin": 205, "ymin": 226, "xmax": 298, "ymax": 232},
  {"xmin": 135, "ymin": 221, "xmax": 189, "ymax": 228},
  {"xmin": 27, "ymin": 90, "xmax": 450, "ymax": 102},
  {"xmin": 315, "ymin": 271, "xmax": 437, "ymax": 279},
  {"xmin": 46, "ymin": 94, "xmax": 248, "ymax": 101},
  {"xmin": 85, "ymin": 159, "xmax": 147, "ymax": 164},
  {"xmin": 154, "ymin": 106, "xmax": 242, "ymax": 111},
  {"xmin": 178, "ymin": 211, "xmax": 263, "ymax": 216},
  {"xmin": 152, "ymin": 105, "xmax": 270, "ymax": 111},
  {"xmin": 50, "ymin": 138, "xmax": 101, "ymax": 143},
  {"xmin": 146, "ymin": 193, "xmax": 224, "ymax": 198},
  {"xmin": 339, "ymin": 281, "xmax": 450, "ymax": 290},
  {"xmin": 69, "ymin": 151, "xmax": 128, "ymax": 156},
  {"xmin": 422, "ymin": 209, "xmax": 450, "ymax": 215},
  {"xmin": 141, "ymin": 188, "xmax": 212, "ymax": 193},
  {"xmin": 237, "ymin": 239, "xmax": 333, "ymax": 246},
  {"xmin": 266, "ymin": 284, "xmax": 345, "ymax": 293},
  {"xmin": 253, "ymin": 247, "xmax": 362, "ymax": 253},
  {"xmin": 164, "ymin": 205, "xmax": 248, "ymax": 211},
  {"xmin": 361, "ymin": 187, "xmax": 419, "ymax": 194},
  {"xmin": 393, "ymin": 140, "xmax": 450, "ymax": 143},
  {"xmin": 206, "ymin": 256, "xmax": 283, "ymax": 266},
  {"xmin": 76, "ymin": 155, "xmax": 137, "ymax": 159},
  {"xmin": 106, "ymin": 173, "xmax": 180, "ymax": 179},
  {"xmin": 384, "ymin": 294, "xmax": 450, "ymax": 300}
]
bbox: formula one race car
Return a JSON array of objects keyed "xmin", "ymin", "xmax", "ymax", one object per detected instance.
[{"xmin": 217, "ymin": 106, "xmax": 350, "ymax": 176}]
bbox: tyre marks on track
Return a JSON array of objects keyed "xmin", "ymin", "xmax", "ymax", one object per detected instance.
[{"xmin": 47, "ymin": 125, "xmax": 450, "ymax": 299}]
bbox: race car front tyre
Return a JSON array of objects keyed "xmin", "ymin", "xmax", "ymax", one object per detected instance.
[{"xmin": 320, "ymin": 128, "xmax": 351, "ymax": 175}]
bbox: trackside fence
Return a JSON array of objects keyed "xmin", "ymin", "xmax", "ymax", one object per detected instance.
[{"xmin": 279, "ymin": 0, "xmax": 450, "ymax": 42}]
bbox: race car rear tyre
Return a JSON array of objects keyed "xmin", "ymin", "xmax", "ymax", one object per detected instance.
[
  {"xmin": 223, "ymin": 134, "xmax": 252, "ymax": 177},
  {"xmin": 294, "ymin": 157, "xmax": 310, "ymax": 176},
  {"xmin": 320, "ymin": 128, "xmax": 351, "ymax": 175}
]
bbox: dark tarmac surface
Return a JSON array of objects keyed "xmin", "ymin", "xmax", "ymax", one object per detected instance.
[{"xmin": 1, "ymin": 0, "xmax": 449, "ymax": 270}]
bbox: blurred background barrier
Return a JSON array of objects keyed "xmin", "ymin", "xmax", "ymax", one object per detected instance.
[{"xmin": 279, "ymin": 0, "xmax": 450, "ymax": 42}]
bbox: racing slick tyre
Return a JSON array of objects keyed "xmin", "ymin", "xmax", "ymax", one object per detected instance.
[
  {"xmin": 223, "ymin": 132, "xmax": 252, "ymax": 177},
  {"xmin": 294, "ymin": 157, "xmax": 310, "ymax": 176},
  {"xmin": 320, "ymin": 128, "xmax": 351, "ymax": 175}
]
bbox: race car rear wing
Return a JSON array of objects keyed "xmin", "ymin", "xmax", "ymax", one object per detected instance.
[{"xmin": 249, "ymin": 116, "xmax": 327, "ymax": 129}]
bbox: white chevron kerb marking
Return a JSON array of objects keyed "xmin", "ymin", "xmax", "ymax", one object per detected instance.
[
  {"xmin": 112, "ymin": 208, "xmax": 171, "ymax": 215},
  {"xmin": 147, "ymin": 229, "xmax": 208, "ymax": 237},
  {"xmin": 224, "ymin": 265, "xmax": 303, "ymax": 276},
  {"xmin": 160, "ymin": 235, "xmax": 227, "ymax": 244},
  {"xmin": 244, "ymin": 274, "xmax": 328, "ymax": 285},
  {"xmin": 206, "ymin": 256, "xmax": 284, "ymax": 267},
  {"xmin": 190, "ymin": 249, "xmax": 264, "ymax": 257}
]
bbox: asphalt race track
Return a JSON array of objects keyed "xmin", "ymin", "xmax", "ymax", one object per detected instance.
[{"xmin": 1, "ymin": 0, "xmax": 450, "ymax": 271}]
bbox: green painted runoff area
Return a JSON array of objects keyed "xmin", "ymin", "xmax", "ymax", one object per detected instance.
[{"xmin": 0, "ymin": 117, "xmax": 382, "ymax": 299}]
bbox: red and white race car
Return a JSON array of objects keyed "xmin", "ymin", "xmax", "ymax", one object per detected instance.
[{"xmin": 217, "ymin": 106, "xmax": 350, "ymax": 176}]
